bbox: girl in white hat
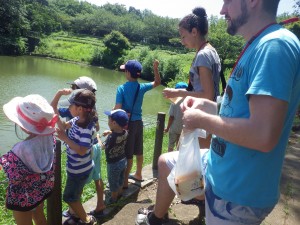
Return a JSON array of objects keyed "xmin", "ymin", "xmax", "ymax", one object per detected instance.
[{"xmin": 0, "ymin": 94, "xmax": 57, "ymax": 225}]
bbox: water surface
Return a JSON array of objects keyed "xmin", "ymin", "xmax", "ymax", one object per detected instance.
[{"xmin": 0, "ymin": 56, "xmax": 170, "ymax": 154}]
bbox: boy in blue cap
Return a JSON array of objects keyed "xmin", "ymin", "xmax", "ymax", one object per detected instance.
[
  {"xmin": 115, "ymin": 59, "xmax": 161, "ymax": 188},
  {"xmin": 101, "ymin": 109, "xmax": 129, "ymax": 204},
  {"xmin": 164, "ymin": 82, "xmax": 188, "ymax": 152}
]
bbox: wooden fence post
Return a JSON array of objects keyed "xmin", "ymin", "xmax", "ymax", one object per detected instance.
[
  {"xmin": 152, "ymin": 112, "xmax": 165, "ymax": 170},
  {"xmin": 47, "ymin": 140, "xmax": 62, "ymax": 225}
]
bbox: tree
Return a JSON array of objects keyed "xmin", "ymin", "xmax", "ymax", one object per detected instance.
[
  {"xmin": 296, "ymin": 1, "xmax": 300, "ymax": 15},
  {"xmin": 0, "ymin": 0, "xmax": 30, "ymax": 54},
  {"xmin": 208, "ymin": 16, "xmax": 244, "ymax": 70},
  {"xmin": 98, "ymin": 31, "xmax": 131, "ymax": 68}
]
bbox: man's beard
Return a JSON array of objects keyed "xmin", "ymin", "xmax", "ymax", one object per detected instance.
[{"xmin": 227, "ymin": 0, "xmax": 249, "ymax": 35}]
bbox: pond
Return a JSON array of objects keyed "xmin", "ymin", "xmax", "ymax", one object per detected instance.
[{"xmin": 0, "ymin": 56, "xmax": 170, "ymax": 155}]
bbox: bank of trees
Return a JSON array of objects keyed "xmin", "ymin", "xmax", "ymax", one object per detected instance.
[{"xmin": 1, "ymin": 0, "xmax": 299, "ymax": 79}]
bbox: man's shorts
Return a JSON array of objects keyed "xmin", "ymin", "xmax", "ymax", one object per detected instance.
[
  {"xmin": 63, "ymin": 173, "xmax": 89, "ymax": 202},
  {"xmin": 168, "ymin": 132, "xmax": 180, "ymax": 149},
  {"xmin": 86, "ymin": 143, "xmax": 102, "ymax": 184},
  {"xmin": 205, "ymin": 180, "xmax": 274, "ymax": 225},
  {"xmin": 125, "ymin": 120, "xmax": 143, "ymax": 159}
]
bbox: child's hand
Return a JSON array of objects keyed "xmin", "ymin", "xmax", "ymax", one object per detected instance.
[
  {"xmin": 59, "ymin": 88, "xmax": 72, "ymax": 96},
  {"xmin": 153, "ymin": 59, "xmax": 159, "ymax": 72},
  {"xmin": 102, "ymin": 130, "xmax": 112, "ymax": 137},
  {"xmin": 55, "ymin": 127, "xmax": 68, "ymax": 142}
]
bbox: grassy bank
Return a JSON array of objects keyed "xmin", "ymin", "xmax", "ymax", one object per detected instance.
[
  {"xmin": 32, "ymin": 32, "xmax": 210, "ymax": 86},
  {"xmin": 0, "ymin": 126, "xmax": 168, "ymax": 224},
  {"xmin": 33, "ymin": 32, "xmax": 105, "ymax": 64}
]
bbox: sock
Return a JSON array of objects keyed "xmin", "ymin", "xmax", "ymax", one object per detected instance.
[{"xmin": 148, "ymin": 212, "xmax": 163, "ymax": 225}]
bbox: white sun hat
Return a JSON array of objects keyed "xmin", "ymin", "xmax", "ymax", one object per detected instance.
[{"xmin": 3, "ymin": 94, "xmax": 58, "ymax": 135}]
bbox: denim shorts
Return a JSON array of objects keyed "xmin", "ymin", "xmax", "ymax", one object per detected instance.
[
  {"xmin": 107, "ymin": 158, "xmax": 127, "ymax": 192},
  {"xmin": 205, "ymin": 180, "xmax": 274, "ymax": 225},
  {"xmin": 63, "ymin": 173, "xmax": 89, "ymax": 202}
]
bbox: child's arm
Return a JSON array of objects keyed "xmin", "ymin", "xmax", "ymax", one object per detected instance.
[
  {"xmin": 152, "ymin": 59, "xmax": 161, "ymax": 88},
  {"xmin": 102, "ymin": 130, "xmax": 112, "ymax": 137},
  {"xmin": 56, "ymin": 129, "xmax": 89, "ymax": 156},
  {"xmin": 164, "ymin": 116, "xmax": 174, "ymax": 133},
  {"xmin": 96, "ymin": 133, "xmax": 105, "ymax": 149},
  {"xmin": 51, "ymin": 89, "xmax": 72, "ymax": 130}
]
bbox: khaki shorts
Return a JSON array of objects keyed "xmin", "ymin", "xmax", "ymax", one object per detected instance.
[{"xmin": 168, "ymin": 132, "xmax": 180, "ymax": 149}]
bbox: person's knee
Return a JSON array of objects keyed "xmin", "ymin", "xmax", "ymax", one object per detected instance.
[{"xmin": 158, "ymin": 154, "xmax": 171, "ymax": 178}]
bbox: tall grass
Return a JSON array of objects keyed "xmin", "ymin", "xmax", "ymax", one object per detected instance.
[{"xmin": 0, "ymin": 125, "xmax": 169, "ymax": 224}]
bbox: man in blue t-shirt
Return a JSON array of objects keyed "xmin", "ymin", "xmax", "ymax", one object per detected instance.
[
  {"xmin": 135, "ymin": 1, "xmax": 300, "ymax": 225},
  {"xmin": 181, "ymin": 1, "xmax": 300, "ymax": 225},
  {"xmin": 114, "ymin": 59, "xmax": 161, "ymax": 189}
]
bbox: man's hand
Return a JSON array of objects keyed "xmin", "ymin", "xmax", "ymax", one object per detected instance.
[{"xmin": 181, "ymin": 97, "xmax": 217, "ymax": 131}]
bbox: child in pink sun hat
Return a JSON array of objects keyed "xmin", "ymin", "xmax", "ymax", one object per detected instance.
[{"xmin": 0, "ymin": 94, "xmax": 57, "ymax": 225}]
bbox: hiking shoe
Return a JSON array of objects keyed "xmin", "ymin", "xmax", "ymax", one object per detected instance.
[{"xmin": 77, "ymin": 215, "xmax": 97, "ymax": 225}]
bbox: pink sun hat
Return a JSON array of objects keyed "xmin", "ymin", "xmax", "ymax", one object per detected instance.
[{"xmin": 3, "ymin": 94, "xmax": 58, "ymax": 135}]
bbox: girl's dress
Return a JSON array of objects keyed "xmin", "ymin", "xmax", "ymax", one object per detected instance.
[{"xmin": 0, "ymin": 135, "xmax": 56, "ymax": 211}]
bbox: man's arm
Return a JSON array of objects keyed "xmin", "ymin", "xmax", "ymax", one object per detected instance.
[{"xmin": 182, "ymin": 95, "xmax": 288, "ymax": 152}]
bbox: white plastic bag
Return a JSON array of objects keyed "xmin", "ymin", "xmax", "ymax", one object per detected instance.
[{"xmin": 167, "ymin": 130, "xmax": 205, "ymax": 201}]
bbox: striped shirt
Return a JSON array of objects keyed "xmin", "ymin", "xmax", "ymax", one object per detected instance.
[{"xmin": 64, "ymin": 117, "xmax": 95, "ymax": 177}]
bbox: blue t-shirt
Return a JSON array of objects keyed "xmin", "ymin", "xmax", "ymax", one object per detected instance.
[
  {"xmin": 207, "ymin": 24, "xmax": 300, "ymax": 208},
  {"xmin": 115, "ymin": 81, "xmax": 153, "ymax": 121},
  {"xmin": 65, "ymin": 117, "xmax": 95, "ymax": 177}
]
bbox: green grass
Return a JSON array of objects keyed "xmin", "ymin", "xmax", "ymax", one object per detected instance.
[
  {"xmin": 0, "ymin": 125, "xmax": 169, "ymax": 224},
  {"xmin": 34, "ymin": 33, "xmax": 105, "ymax": 64}
]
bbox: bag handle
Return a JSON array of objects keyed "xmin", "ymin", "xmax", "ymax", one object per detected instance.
[{"xmin": 128, "ymin": 83, "xmax": 140, "ymax": 121}]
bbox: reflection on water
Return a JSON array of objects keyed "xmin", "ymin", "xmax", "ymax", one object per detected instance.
[{"xmin": 0, "ymin": 56, "xmax": 170, "ymax": 154}]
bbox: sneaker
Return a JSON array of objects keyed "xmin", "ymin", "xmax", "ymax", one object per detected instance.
[
  {"xmin": 135, "ymin": 213, "xmax": 150, "ymax": 225},
  {"xmin": 77, "ymin": 215, "xmax": 97, "ymax": 225},
  {"xmin": 137, "ymin": 205, "xmax": 169, "ymax": 223},
  {"xmin": 88, "ymin": 209, "xmax": 104, "ymax": 218},
  {"xmin": 63, "ymin": 217, "xmax": 79, "ymax": 225},
  {"xmin": 62, "ymin": 210, "xmax": 80, "ymax": 220},
  {"xmin": 181, "ymin": 198, "xmax": 205, "ymax": 207}
]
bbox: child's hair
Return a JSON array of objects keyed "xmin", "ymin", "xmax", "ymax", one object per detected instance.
[
  {"xmin": 179, "ymin": 7, "xmax": 208, "ymax": 36},
  {"xmin": 59, "ymin": 89, "xmax": 97, "ymax": 128},
  {"xmin": 74, "ymin": 89, "xmax": 97, "ymax": 128}
]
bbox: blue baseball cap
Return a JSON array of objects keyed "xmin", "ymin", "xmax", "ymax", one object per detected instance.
[
  {"xmin": 175, "ymin": 82, "xmax": 188, "ymax": 89},
  {"xmin": 120, "ymin": 60, "xmax": 142, "ymax": 78},
  {"xmin": 104, "ymin": 109, "xmax": 129, "ymax": 127}
]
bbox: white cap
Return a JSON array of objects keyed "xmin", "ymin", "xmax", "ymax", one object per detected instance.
[{"xmin": 69, "ymin": 76, "xmax": 97, "ymax": 92}]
